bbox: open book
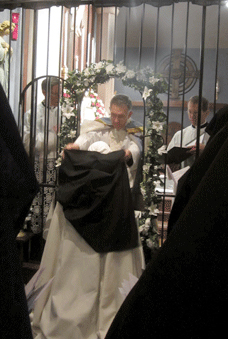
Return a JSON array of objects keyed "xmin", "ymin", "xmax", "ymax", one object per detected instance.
[
  {"xmin": 166, "ymin": 146, "xmax": 192, "ymax": 164},
  {"xmin": 166, "ymin": 133, "xmax": 206, "ymax": 164}
]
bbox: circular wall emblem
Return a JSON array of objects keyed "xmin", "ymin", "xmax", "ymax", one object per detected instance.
[{"xmin": 158, "ymin": 50, "xmax": 199, "ymax": 99}]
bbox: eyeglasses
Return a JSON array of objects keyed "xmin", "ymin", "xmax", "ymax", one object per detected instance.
[{"xmin": 110, "ymin": 112, "xmax": 129, "ymax": 121}]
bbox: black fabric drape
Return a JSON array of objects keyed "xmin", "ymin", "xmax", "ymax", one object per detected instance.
[
  {"xmin": 0, "ymin": 0, "xmax": 221, "ymax": 10},
  {"xmin": 56, "ymin": 149, "xmax": 139, "ymax": 253},
  {"xmin": 205, "ymin": 105, "xmax": 228, "ymax": 140},
  {"xmin": 105, "ymin": 117, "xmax": 228, "ymax": 339},
  {"xmin": 0, "ymin": 83, "xmax": 39, "ymax": 338}
]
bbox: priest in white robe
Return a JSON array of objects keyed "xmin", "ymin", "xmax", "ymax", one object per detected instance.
[
  {"xmin": 31, "ymin": 94, "xmax": 145, "ymax": 339},
  {"xmin": 23, "ymin": 77, "xmax": 61, "ymax": 234},
  {"xmin": 167, "ymin": 95, "xmax": 210, "ymax": 168}
]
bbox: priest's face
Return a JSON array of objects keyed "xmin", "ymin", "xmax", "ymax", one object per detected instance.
[
  {"xmin": 187, "ymin": 102, "xmax": 208, "ymax": 127},
  {"xmin": 43, "ymin": 84, "xmax": 61, "ymax": 108},
  {"xmin": 110, "ymin": 104, "xmax": 132, "ymax": 130}
]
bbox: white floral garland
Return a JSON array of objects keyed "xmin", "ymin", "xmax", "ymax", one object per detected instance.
[{"xmin": 58, "ymin": 60, "xmax": 167, "ymax": 263}]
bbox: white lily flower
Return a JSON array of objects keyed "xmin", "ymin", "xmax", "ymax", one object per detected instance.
[
  {"xmin": 63, "ymin": 112, "xmax": 75, "ymax": 119},
  {"xmin": 89, "ymin": 76, "xmax": 95, "ymax": 82},
  {"xmin": 125, "ymin": 70, "xmax": 135, "ymax": 79},
  {"xmin": 106, "ymin": 63, "xmax": 115, "ymax": 74},
  {"xmin": 140, "ymin": 187, "xmax": 146, "ymax": 197},
  {"xmin": 145, "ymin": 218, "xmax": 151, "ymax": 227},
  {"xmin": 148, "ymin": 203, "xmax": 160, "ymax": 216},
  {"xmin": 62, "ymin": 104, "xmax": 74, "ymax": 112},
  {"xmin": 84, "ymin": 68, "xmax": 91, "ymax": 76},
  {"xmin": 144, "ymin": 223, "xmax": 150, "ymax": 233},
  {"xmin": 152, "ymin": 121, "xmax": 163, "ymax": 132},
  {"xmin": 62, "ymin": 103, "xmax": 75, "ymax": 118},
  {"xmin": 142, "ymin": 86, "xmax": 152, "ymax": 100},
  {"xmin": 143, "ymin": 163, "xmax": 150, "ymax": 173},
  {"xmin": 116, "ymin": 63, "xmax": 127, "ymax": 74},
  {"xmin": 55, "ymin": 157, "xmax": 62, "ymax": 167},
  {"xmin": 95, "ymin": 61, "xmax": 103, "ymax": 70},
  {"xmin": 149, "ymin": 76, "xmax": 160, "ymax": 85},
  {"xmin": 68, "ymin": 130, "xmax": 76, "ymax": 138},
  {"xmin": 139, "ymin": 224, "xmax": 150, "ymax": 236},
  {"xmin": 157, "ymin": 145, "xmax": 167, "ymax": 155}
]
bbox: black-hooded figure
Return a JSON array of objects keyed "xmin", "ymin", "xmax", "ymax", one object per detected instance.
[
  {"xmin": 0, "ymin": 83, "xmax": 39, "ymax": 339},
  {"xmin": 104, "ymin": 106, "xmax": 228, "ymax": 339}
]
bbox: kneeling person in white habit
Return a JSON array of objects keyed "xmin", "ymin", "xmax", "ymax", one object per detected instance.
[{"xmin": 31, "ymin": 94, "xmax": 145, "ymax": 339}]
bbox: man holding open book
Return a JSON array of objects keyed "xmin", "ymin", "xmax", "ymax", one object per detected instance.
[{"xmin": 167, "ymin": 96, "xmax": 210, "ymax": 168}]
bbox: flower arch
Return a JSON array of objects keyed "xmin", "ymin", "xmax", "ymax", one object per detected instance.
[{"xmin": 58, "ymin": 60, "xmax": 167, "ymax": 263}]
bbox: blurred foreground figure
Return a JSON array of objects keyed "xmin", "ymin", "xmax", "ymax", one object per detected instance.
[
  {"xmin": 0, "ymin": 84, "xmax": 38, "ymax": 338},
  {"xmin": 105, "ymin": 109, "xmax": 228, "ymax": 339}
]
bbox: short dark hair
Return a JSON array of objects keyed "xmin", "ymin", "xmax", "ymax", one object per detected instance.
[
  {"xmin": 188, "ymin": 95, "xmax": 209, "ymax": 112},
  {"xmin": 41, "ymin": 77, "xmax": 61, "ymax": 92},
  {"xmin": 110, "ymin": 94, "xmax": 132, "ymax": 111}
]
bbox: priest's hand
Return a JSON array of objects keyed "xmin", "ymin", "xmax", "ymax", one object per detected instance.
[
  {"xmin": 186, "ymin": 146, "xmax": 196, "ymax": 154},
  {"xmin": 124, "ymin": 149, "xmax": 133, "ymax": 167},
  {"xmin": 64, "ymin": 143, "xmax": 80, "ymax": 151},
  {"xmin": 62, "ymin": 143, "xmax": 80, "ymax": 158},
  {"xmin": 198, "ymin": 143, "xmax": 206, "ymax": 154},
  {"xmin": 186, "ymin": 143, "xmax": 205, "ymax": 155},
  {"xmin": 124, "ymin": 149, "xmax": 132, "ymax": 162}
]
